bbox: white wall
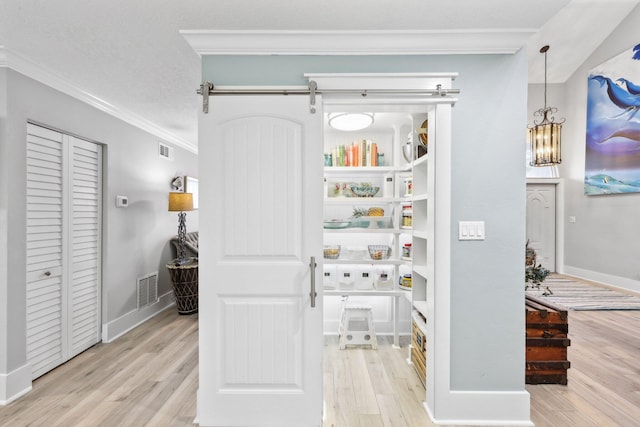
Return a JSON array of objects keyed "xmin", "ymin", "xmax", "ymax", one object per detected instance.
[
  {"xmin": 0, "ymin": 68, "xmax": 198, "ymax": 402},
  {"xmin": 560, "ymin": 4, "xmax": 640, "ymax": 292}
]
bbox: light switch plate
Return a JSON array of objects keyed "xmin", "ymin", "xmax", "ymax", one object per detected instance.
[{"xmin": 458, "ymin": 221, "xmax": 485, "ymax": 240}]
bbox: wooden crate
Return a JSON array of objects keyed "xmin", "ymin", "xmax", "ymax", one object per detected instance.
[
  {"xmin": 412, "ymin": 321, "xmax": 426, "ymax": 386},
  {"xmin": 525, "ymin": 295, "xmax": 570, "ymax": 385}
]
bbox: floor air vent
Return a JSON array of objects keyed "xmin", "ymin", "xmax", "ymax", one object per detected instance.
[{"xmin": 137, "ymin": 272, "xmax": 158, "ymax": 308}]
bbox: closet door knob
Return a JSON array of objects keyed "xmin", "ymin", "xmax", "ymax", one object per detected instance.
[{"xmin": 44, "ymin": 271, "xmax": 51, "ymax": 277}]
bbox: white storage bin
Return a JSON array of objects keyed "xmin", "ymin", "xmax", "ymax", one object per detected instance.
[
  {"xmin": 347, "ymin": 247, "xmax": 368, "ymax": 260},
  {"xmin": 373, "ymin": 266, "xmax": 394, "ymax": 291},
  {"xmin": 338, "ymin": 266, "xmax": 355, "ymax": 290},
  {"xmin": 323, "ymin": 265, "xmax": 337, "ymax": 290},
  {"xmin": 355, "ymin": 266, "xmax": 373, "ymax": 290}
]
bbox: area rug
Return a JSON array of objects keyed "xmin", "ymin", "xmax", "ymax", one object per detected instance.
[{"xmin": 526, "ymin": 274, "xmax": 640, "ymax": 311}]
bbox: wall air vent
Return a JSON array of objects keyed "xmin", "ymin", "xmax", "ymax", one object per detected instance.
[
  {"xmin": 137, "ymin": 272, "xmax": 158, "ymax": 308},
  {"xmin": 159, "ymin": 142, "xmax": 173, "ymax": 161}
]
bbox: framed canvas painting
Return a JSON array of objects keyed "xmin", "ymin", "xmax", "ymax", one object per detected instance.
[{"xmin": 585, "ymin": 43, "xmax": 640, "ymax": 195}]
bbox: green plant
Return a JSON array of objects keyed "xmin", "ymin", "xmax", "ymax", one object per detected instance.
[{"xmin": 525, "ymin": 241, "xmax": 552, "ymax": 296}]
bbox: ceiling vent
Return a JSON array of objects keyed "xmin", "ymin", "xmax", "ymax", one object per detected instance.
[{"xmin": 159, "ymin": 142, "xmax": 173, "ymax": 161}]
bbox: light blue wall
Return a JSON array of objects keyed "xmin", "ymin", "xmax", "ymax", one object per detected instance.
[{"xmin": 202, "ymin": 52, "xmax": 528, "ymax": 391}]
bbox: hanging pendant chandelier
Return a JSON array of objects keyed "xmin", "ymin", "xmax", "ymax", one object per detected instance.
[{"xmin": 528, "ymin": 45, "xmax": 565, "ymax": 167}]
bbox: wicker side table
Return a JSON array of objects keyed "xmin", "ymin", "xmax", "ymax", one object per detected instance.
[{"xmin": 166, "ymin": 257, "xmax": 198, "ymax": 314}]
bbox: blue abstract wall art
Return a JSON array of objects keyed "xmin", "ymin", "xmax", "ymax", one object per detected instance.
[{"xmin": 585, "ymin": 43, "xmax": 640, "ymax": 195}]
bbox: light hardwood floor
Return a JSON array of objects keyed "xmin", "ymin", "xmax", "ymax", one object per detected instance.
[{"xmin": 1, "ymin": 306, "xmax": 639, "ymax": 426}]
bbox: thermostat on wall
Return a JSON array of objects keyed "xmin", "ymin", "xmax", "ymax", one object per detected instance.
[{"xmin": 116, "ymin": 195, "xmax": 128, "ymax": 208}]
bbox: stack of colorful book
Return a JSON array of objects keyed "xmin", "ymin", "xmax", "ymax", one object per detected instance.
[{"xmin": 328, "ymin": 140, "xmax": 379, "ymax": 167}]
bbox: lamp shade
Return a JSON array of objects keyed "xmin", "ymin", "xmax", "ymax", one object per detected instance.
[
  {"xmin": 168, "ymin": 192, "xmax": 193, "ymax": 212},
  {"xmin": 528, "ymin": 120, "xmax": 562, "ymax": 166}
]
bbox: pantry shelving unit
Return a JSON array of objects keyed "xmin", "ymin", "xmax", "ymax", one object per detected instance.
[
  {"xmin": 322, "ymin": 109, "xmax": 438, "ymax": 386},
  {"xmin": 407, "ymin": 112, "xmax": 433, "ymax": 387},
  {"xmin": 323, "ymin": 130, "xmax": 414, "ymax": 289},
  {"xmin": 322, "ymin": 117, "xmax": 415, "ymax": 347}
]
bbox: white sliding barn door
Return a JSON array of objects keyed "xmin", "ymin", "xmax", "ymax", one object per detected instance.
[
  {"xmin": 198, "ymin": 96, "xmax": 323, "ymax": 427},
  {"xmin": 26, "ymin": 124, "xmax": 102, "ymax": 379}
]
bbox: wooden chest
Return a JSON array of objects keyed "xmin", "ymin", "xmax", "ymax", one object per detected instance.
[{"xmin": 525, "ymin": 295, "xmax": 570, "ymax": 385}]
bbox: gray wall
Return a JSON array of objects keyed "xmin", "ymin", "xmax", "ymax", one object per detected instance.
[
  {"xmin": 0, "ymin": 67, "xmax": 8, "ymax": 373},
  {"xmin": 0, "ymin": 69, "xmax": 198, "ymax": 377},
  {"xmin": 201, "ymin": 52, "xmax": 528, "ymax": 391},
  {"xmin": 560, "ymin": 5, "xmax": 640, "ymax": 288}
]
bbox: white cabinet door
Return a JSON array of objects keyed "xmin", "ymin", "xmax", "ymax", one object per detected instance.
[
  {"xmin": 526, "ymin": 183, "xmax": 556, "ymax": 272},
  {"xmin": 198, "ymin": 95, "xmax": 323, "ymax": 426}
]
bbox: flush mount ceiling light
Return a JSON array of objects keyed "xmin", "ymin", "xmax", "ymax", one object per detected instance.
[
  {"xmin": 328, "ymin": 112, "xmax": 374, "ymax": 131},
  {"xmin": 528, "ymin": 45, "xmax": 565, "ymax": 167}
]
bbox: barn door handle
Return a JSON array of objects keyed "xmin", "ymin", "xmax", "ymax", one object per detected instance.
[
  {"xmin": 309, "ymin": 256, "xmax": 317, "ymax": 308},
  {"xmin": 44, "ymin": 271, "xmax": 51, "ymax": 277}
]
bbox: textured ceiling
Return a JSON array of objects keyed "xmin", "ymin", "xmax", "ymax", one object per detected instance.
[{"xmin": 0, "ymin": 0, "xmax": 638, "ymax": 152}]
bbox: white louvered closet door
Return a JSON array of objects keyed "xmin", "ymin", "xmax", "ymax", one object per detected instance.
[
  {"xmin": 68, "ymin": 136, "xmax": 102, "ymax": 356},
  {"xmin": 26, "ymin": 124, "xmax": 102, "ymax": 379},
  {"xmin": 26, "ymin": 125, "xmax": 66, "ymax": 379}
]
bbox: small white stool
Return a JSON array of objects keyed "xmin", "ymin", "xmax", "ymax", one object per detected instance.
[{"xmin": 338, "ymin": 301, "xmax": 378, "ymax": 350}]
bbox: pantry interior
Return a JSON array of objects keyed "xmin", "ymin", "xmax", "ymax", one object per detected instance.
[
  {"xmin": 316, "ymin": 72, "xmax": 454, "ymax": 403},
  {"xmin": 323, "ymin": 108, "xmax": 430, "ymax": 376}
]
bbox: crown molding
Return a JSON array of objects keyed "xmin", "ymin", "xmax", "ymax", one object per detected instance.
[
  {"xmin": 1, "ymin": 47, "xmax": 197, "ymax": 154},
  {"xmin": 181, "ymin": 29, "xmax": 536, "ymax": 56}
]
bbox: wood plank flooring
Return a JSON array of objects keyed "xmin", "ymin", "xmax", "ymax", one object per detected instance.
[
  {"xmin": 527, "ymin": 309, "xmax": 640, "ymax": 427},
  {"xmin": 0, "ymin": 308, "xmax": 199, "ymax": 427},
  {"xmin": 1, "ymin": 306, "xmax": 639, "ymax": 426}
]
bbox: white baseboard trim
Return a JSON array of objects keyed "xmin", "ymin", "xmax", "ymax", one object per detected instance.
[
  {"xmin": 424, "ymin": 390, "xmax": 533, "ymax": 426},
  {"xmin": 563, "ymin": 266, "xmax": 640, "ymax": 295},
  {"xmin": 0, "ymin": 363, "xmax": 32, "ymax": 405},
  {"xmin": 101, "ymin": 292, "xmax": 175, "ymax": 343}
]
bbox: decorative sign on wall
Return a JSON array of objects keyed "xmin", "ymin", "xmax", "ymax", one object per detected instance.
[{"xmin": 585, "ymin": 43, "xmax": 640, "ymax": 195}]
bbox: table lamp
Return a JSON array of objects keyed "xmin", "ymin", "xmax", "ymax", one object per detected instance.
[{"xmin": 168, "ymin": 192, "xmax": 194, "ymax": 263}]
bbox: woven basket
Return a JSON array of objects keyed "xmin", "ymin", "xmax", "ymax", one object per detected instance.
[{"xmin": 166, "ymin": 257, "xmax": 198, "ymax": 314}]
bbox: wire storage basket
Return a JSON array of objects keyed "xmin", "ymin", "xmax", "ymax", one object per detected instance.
[{"xmin": 368, "ymin": 245, "xmax": 391, "ymax": 260}]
